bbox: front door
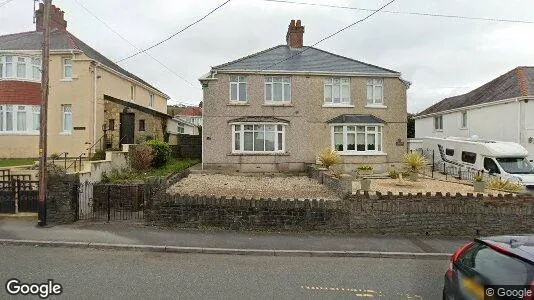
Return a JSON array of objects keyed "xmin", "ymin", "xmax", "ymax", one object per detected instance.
[{"xmin": 119, "ymin": 112, "xmax": 135, "ymax": 145}]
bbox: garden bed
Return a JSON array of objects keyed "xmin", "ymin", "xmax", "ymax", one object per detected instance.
[
  {"xmin": 167, "ymin": 174, "xmax": 340, "ymax": 200},
  {"xmin": 352, "ymin": 176, "xmax": 517, "ymax": 196}
]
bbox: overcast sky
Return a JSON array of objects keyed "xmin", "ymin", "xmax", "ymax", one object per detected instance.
[{"xmin": 1, "ymin": 0, "xmax": 533, "ymax": 112}]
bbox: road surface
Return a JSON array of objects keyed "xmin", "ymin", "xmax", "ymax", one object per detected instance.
[{"xmin": 0, "ymin": 245, "xmax": 446, "ymax": 299}]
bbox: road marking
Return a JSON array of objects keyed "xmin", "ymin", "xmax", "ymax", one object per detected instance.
[{"xmin": 300, "ymin": 285, "xmax": 423, "ymax": 299}]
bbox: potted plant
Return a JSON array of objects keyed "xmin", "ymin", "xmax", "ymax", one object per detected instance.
[
  {"xmin": 357, "ymin": 165, "xmax": 374, "ymax": 176},
  {"xmin": 403, "ymin": 152, "xmax": 427, "ymax": 182},
  {"xmin": 473, "ymin": 172, "xmax": 486, "ymax": 193},
  {"xmin": 360, "ymin": 177, "xmax": 372, "ymax": 191}
]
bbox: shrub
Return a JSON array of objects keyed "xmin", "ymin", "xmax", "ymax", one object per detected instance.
[
  {"xmin": 403, "ymin": 152, "xmax": 427, "ymax": 173},
  {"xmin": 49, "ymin": 153, "xmax": 61, "ymax": 160},
  {"xmin": 388, "ymin": 168, "xmax": 400, "ymax": 179},
  {"xmin": 90, "ymin": 150, "xmax": 106, "ymax": 161},
  {"xmin": 102, "ymin": 169, "xmax": 142, "ymax": 184},
  {"xmin": 146, "ymin": 140, "xmax": 171, "ymax": 168},
  {"xmin": 487, "ymin": 177, "xmax": 524, "ymax": 192},
  {"xmin": 317, "ymin": 148, "xmax": 341, "ymax": 169},
  {"xmin": 358, "ymin": 165, "xmax": 373, "ymax": 171},
  {"xmin": 130, "ymin": 145, "xmax": 154, "ymax": 172},
  {"xmin": 474, "ymin": 171, "xmax": 484, "ymax": 182}
]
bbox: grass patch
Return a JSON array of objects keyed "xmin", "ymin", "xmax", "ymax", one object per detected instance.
[
  {"xmin": 0, "ymin": 158, "xmax": 37, "ymax": 168},
  {"xmin": 103, "ymin": 158, "xmax": 199, "ymax": 183},
  {"xmin": 145, "ymin": 158, "xmax": 199, "ymax": 178}
]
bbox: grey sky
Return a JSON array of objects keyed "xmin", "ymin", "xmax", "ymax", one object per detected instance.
[{"xmin": 1, "ymin": 0, "xmax": 533, "ymax": 112}]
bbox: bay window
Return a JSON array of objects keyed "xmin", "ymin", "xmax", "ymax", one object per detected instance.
[
  {"xmin": 5, "ymin": 56, "xmax": 13, "ymax": 77},
  {"xmin": 0, "ymin": 104, "xmax": 40, "ymax": 134},
  {"xmin": 16, "ymin": 57, "xmax": 26, "ymax": 78},
  {"xmin": 265, "ymin": 76, "xmax": 291, "ymax": 102},
  {"xmin": 324, "ymin": 78, "xmax": 351, "ymax": 105},
  {"xmin": 232, "ymin": 123, "xmax": 285, "ymax": 153},
  {"xmin": 332, "ymin": 125, "xmax": 383, "ymax": 154},
  {"xmin": 230, "ymin": 76, "xmax": 247, "ymax": 102},
  {"xmin": 32, "ymin": 58, "xmax": 41, "ymax": 80},
  {"xmin": 366, "ymin": 79, "xmax": 384, "ymax": 105}
]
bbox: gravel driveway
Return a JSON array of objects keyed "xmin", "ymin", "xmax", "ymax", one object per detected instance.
[{"xmin": 168, "ymin": 174, "xmax": 340, "ymax": 200}]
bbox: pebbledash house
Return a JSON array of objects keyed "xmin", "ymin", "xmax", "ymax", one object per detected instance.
[
  {"xmin": 0, "ymin": 4, "xmax": 171, "ymax": 158},
  {"xmin": 199, "ymin": 20, "xmax": 410, "ymax": 173}
]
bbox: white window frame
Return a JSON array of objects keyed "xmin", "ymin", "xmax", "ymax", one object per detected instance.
[
  {"xmin": 366, "ymin": 78, "xmax": 384, "ymax": 106},
  {"xmin": 130, "ymin": 85, "xmax": 136, "ymax": 102},
  {"xmin": 264, "ymin": 76, "xmax": 291, "ymax": 103},
  {"xmin": 63, "ymin": 58, "xmax": 73, "ymax": 79},
  {"xmin": 331, "ymin": 124, "xmax": 384, "ymax": 155},
  {"xmin": 149, "ymin": 93, "xmax": 154, "ymax": 107},
  {"xmin": 32, "ymin": 57, "xmax": 41, "ymax": 80},
  {"xmin": 0, "ymin": 55, "xmax": 41, "ymax": 82},
  {"xmin": 434, "ymin": 115, "xmax": 443, "ymax": 131},
  {"xmin": 229, "ymin": 76, "xmax": 247, "ymax": 102},
  {"xmin": 231, "ymin": 123, "xmax": 285, "ymax": 154},
  {"xmin": 177, "ymin": 124, "xmax": 185, "ymax": 134},
  {"xmin": 62, "ymin": 104, "xmax": 73, "ymax": 133},
  {"xmin": 324, "ymin": 78, "xmax": 351, "ymax": 106},
  {"xmin": 460, "ymin": 111, "xmax": 468, "ymax": 129},
  {"xmin": 0, "ymin": 104, "xmax": 40, "ymax": 135}
]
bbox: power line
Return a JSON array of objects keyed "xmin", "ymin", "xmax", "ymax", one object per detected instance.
[
  {"xmin": 116, "ymin": 0, "xmax": 231, "ymax": 63},
  {"xmin": 261, "ymin": 0, "xmax": 398, "ymax": 71},
  {"xmin": 72, "ymin": 0, "xmax": 195, "ymax": 87},
  {"xmin": 0, "ymin": 0, "xmax": 16, "ymax": 8},
  {"xmin": 261, "ymin": 0, "xmax": 534, "ymax": 25}
]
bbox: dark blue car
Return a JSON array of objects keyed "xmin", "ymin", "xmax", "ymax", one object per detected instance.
[{"xmin": 443, "ymin": 235, "xmax": 534, "ymax": 300}]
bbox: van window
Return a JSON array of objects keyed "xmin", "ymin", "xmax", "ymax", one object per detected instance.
[
  {"xmin": 461, "ymin": 151, "xmax": 476, "ymax": 164},
  {"xmin": 483, "ymin": 158, "xmax": 500, "ymax": 174},
  {"xmin": 445, "ymin": 148, "xmax": 454, "ymax": 156}
]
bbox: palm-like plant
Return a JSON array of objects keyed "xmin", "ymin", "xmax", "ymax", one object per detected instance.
[
  {"xmin": 487, "ymin": 177, "xmax": 524, "ymax": 192},
  {"xmin": 317, "ymin": 148, "xmax": 341, "ymax": 169},
  {"xmin": 403, "ymin": 152, "xmax": 427, "ymax": 173}
]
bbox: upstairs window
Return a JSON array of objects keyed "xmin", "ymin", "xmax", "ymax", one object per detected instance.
[
  {"xmin": 461, "ymin": 111, "xmax": 468, "ymax": 128},
  {"xmin": 324, "ymin": 78, "xmax": 350, "ymax": 105},
  {"xmin": 16, "ymin": 57, "xmax": 26, "ymax": 78},
  {"xmin": 139, "ymin": 119, "xmax": 145, "ymax": 131},
  {"xmin": 434, "ymin": 115, "xmax": 443, "ymax": 131},
  {"xmin": 230, "ymin": 76, "xmax": 247, "ymax": 102},
  {"xmin": 130, "ymin": 85, "xmax": 136, "ymax": 101},
  {"xmin": 149, "ymin": 93, "xmax": 154, "ymax": 107},
  {"xmin": 0, "ymin": 55, "xmax": 41, "ymax": 81},
  {"xmin": 265, "ymin": 76, "xmax": 291, "ymax": 102},
  {"xmin": 178, "ymin": 124, "xmax": 185, "ymax": 134},
  {"xmin": 5, "ymin": 56, "xmax": 13, "ymax": 77},
  {"xmin": 32, "ymin": 58, "xmax": 41, "ymax": 80},
  {"xmin": 366, "ymin": 78, "xmax": 384, "ymax": 105},
  {"xmin": 63, "ymin": 58, "xmax": 72, "ymax": 79}
]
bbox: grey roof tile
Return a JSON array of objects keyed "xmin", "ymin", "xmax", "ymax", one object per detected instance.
[
  {"xmin": 417, "ymin": 67, "xmax": 533, "ymax": 117},
  {"xmin": 213, "ymin": 45, "xmax": 399, "ymax": 75},
  {"xmin": 0, "ymin": 30, "xmax": 167, "ymax": 96},
  {"xmin": 327, "ymin": 114, "xmax": 386, "ymax": 124}
]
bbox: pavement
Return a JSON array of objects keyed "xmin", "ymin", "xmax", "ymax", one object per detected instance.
[
  {"xmin": 0, "ymin": 244, "xmax": 447, "ymax": 299},
  {"xmin": 0, "ymin": 219, "xmax": 469, "ymax": 258}
]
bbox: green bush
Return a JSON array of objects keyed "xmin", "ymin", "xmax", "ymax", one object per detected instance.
[
  {"xmin": 91, "ymin": 150, "xmax": 106, "ymax": 161},
  {"xmin": 146, "ymin": 140, "xmax": 171, "ymax": 168},
  {"xmin": 49, "ymin": 153, "xmax": 61, "ymax": 160}
]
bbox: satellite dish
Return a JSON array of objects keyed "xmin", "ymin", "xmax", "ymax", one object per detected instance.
[{"xmin": 470, "ymin": 135, "xmax": 479, "ymax": 141}]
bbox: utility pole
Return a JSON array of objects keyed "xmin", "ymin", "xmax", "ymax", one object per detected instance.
[{"xmin": 38, "ymin": 0, "xmax": 51, "ymax": 227}]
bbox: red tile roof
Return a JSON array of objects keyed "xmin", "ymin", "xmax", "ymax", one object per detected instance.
[{"xmin": 182, "ymin": 106, "xmax": 202, "ymax": 116}]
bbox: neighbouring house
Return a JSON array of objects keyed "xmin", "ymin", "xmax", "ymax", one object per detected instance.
[
  {"xmin": 414, "ymin": 67, "xmax": 534, "ymax": 161},
  {"xmin": 199, "ymin": 20, "xmax": 410, "ymax": 173},
  {"xmin": 0, "ymin": 4, "xmax": 171, "ymax": 158},
  {"xmin": 175, "ymin": 106, "xmax": 202, "ymax": 127},
  {"xmin": 167, "ymin": 118, "xmax": 200, "ymax": 145}
]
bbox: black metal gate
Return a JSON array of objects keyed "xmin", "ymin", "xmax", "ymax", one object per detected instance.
[
  {"xmin": 77, "ymin": 181, "xmax": 160, "ymax": 222},
  {"xmin": 119, "ymin": 112, "xmax": 135, "ymax": 145},
  {"xmin": 0, "ymin": 169, "xmax": 39, "ymax": 213}
]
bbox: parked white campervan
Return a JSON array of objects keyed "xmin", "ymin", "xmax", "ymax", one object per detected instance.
[{"xmin": 421, "ymin": 136, "xmax": 534, "ymax": 192}]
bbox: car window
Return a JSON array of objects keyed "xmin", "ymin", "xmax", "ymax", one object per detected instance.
[
  {"xmin": 458, "ymin": 242, "xmax": 532, "ymax": 284},
  {"xmin": 483, "ymin": 157, "xmax": 500, "ymax": 174}
]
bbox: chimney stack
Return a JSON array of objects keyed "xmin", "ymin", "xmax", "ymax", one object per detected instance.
[
  {"xmin": 286, "ymin": 19, "xmax": 304, "ymax": 48},
  {"xmin": 36, "ymin": 3, "xmax": 67, "ymax": 32}
]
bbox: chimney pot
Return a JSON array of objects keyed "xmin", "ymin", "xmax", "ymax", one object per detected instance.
[{"xmin": 35, "ymin": 3, "xmax": 67, "ymax": 32}]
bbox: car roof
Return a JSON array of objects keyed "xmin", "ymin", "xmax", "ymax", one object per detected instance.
[{"xmin": 476, "ymin": 235, "xmax": 534, "ymax": 264}]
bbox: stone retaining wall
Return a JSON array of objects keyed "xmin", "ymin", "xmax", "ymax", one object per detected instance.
[
  {"xmin": 147, "ymin": 188, "xmax": 534, "ymax": 236},
  {"xmin": 46, "ymin": 174, "xmax": 79, "ymax": 224}
]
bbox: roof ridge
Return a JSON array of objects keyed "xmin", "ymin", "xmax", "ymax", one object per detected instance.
[
  {"xmin": 516, "ymin": 66, "xmax": 529, "ymax": 96},
  {"xmin": 307, "ymin": 46, "xmax": 400, "ymax": 74},
  {"xmin": 0, "ymin": 30, "xmax": 37, "ymax": 38},
  {"xmin": 213, "ymin": 45, "xmax": 287, "ymax": 70}
]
